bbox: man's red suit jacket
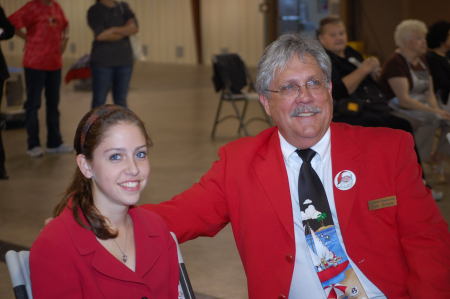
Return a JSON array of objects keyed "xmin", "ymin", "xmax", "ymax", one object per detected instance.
[{"xmin": 144, "ymin": 122, "xmax": 450, "ymax": 299}]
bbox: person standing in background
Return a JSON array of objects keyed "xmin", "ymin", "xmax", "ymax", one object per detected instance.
[
  {"xmin": 88, "ymin": 0, "xmax": 138, "ymax": 108},
  {"xmin": 0, "ymin": 4, "xmax": 14, "ymax": 179},
  {"xmin": 9, "ymin": 0, "xmax": 72, "ymax": 158}
]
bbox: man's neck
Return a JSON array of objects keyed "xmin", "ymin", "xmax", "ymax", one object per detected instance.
[{"xmin": 40, "ymin": 0, "xmax": 52, "ymax": 5}]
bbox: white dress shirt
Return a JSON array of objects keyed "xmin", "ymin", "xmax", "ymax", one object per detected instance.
[{"xmin": 278, "ymin": 129, "xmax": 386, "ymax": 299}]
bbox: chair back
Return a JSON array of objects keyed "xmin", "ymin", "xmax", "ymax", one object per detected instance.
[
  {"xmin": 5, "ymin": 250, "xmax": 32, "ymax": 299},
  {"xmin": 171, "ymin": 232, "xmax": 196, "ymax": 299},
  {"xmin": 212, "ymin": 53, "xmax": 249, "ymax": 95}
]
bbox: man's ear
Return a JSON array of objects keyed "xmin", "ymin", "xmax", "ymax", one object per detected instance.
[
  {"xmin": 76, "ymin": 154, "xmax": 93, "ymax": 179},
  {"xmin": 259, "ymin": 94, "xmax": 272, "ymax": 117}
]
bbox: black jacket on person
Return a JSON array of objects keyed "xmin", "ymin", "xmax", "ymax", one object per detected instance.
[
  {"xmin": 325, "ymin": 46, "xmax": 386, "ymax": 103},
  {"xmin": 426, "ymin": 51, "xmax": 450, "ymax": 104},
  {"xmin": 0, "ymin": 6, "xmax": 14, "ymax": 81}
]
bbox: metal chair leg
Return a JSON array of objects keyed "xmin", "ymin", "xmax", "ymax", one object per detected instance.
[
  {"xmin": 211, "ymin": 98, "xmax": 225, "ymax": 139},
  {"xmin": 231, "ymin": 100, "xmax": 249, "ymax": 136}
]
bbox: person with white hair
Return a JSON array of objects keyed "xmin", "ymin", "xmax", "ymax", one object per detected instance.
[{"xmin": 379, "ymin": 19, "xmax": 450, "ymax": 182}]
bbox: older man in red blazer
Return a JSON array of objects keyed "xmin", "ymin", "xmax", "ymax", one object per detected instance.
[{"xmin": 144, "ymin": 34, "xmax": 450, "ymax": 299}]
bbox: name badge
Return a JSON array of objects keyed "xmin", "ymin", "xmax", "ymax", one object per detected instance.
[{"xmin": 368, "ymin": 196, "xmax": 397, "ymax": 210}]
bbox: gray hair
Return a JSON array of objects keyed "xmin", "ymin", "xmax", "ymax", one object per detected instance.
[
  {"xmin": 394, "ymin": 19, "xmax": 427, "ymax": 48},
  {"xmin": 255, "ymin": 33, "xmax": 331, "ymax": 97}
]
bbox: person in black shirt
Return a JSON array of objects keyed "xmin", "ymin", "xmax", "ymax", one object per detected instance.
[
  {"xmin": 317, "ymin": 16, "xmax": 413, "ymax": 133},
  {"xmin": 426, "ymin": 20, "xmax": 450, "ymax": 106},
  {"xmin": 88, "ymin": 0, "xmax": 138, "ymax": 108}
]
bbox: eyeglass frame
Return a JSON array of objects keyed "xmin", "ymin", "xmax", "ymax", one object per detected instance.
[{"xmin": 265, "ymin": 78, "xmax": 330, "ymax": 99}]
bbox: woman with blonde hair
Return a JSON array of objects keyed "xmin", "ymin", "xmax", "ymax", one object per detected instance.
[{"xmin": 379, "ymin": 19, "xmax": 450, "ymax": 182}]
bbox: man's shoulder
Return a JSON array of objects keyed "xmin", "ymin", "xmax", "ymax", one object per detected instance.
[
  {"xmin": 222, "ymin": 127, "xmax": 278, "ymax": 151},
  {"xmin": 331, "ymin": 122, "xmax": 410, "ymax": 143}
]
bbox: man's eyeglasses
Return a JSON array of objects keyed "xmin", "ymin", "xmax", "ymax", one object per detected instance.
[{"xmin": 266, "ymin": 79, "xmax": 328, "ymax": 99}]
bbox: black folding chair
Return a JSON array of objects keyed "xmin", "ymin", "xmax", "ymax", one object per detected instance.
[
  {"xmin": 170, "ymin": 232, "xmax": 196, "ymax": 299},
  {"xmin": 211, "ymin": 53, "xmax": 271, "ymax": 138}
]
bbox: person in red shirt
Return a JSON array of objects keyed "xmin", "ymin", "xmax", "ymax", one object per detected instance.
[{"xmin": 9, "ymin": 0, "xmax": 71, "ymax": 158}]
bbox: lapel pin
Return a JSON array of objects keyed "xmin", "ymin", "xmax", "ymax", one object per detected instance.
[{"xmin": 334, "ymin": 170, "xmax": 356, "ymax": 191}]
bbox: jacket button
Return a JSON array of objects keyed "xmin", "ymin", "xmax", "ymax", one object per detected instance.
[
  {"xmin": 285, "ymin": 255, "xmax": 294, "ymax": 263},
  {"xmin": 141, "ymin": 297, "xmax": 148, "ymax": 299},
  {"xmin": 278, "ymin": 294, "xmax": 287, "ymax": 299}
]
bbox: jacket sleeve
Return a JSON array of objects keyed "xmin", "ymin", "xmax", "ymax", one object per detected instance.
[
  {"xmin": 141, "ymin": 147, "xmax": 230, "ymax": 243},
  {"xmin": 394, "ymin": 132, "xmax": 450, "ymax": 297},
  {"xmin": 30, "ymin": 228, "xmax": 83, "ymax": 299}
]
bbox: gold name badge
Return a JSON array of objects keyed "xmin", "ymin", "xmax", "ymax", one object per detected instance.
[{"xmin": 368, "ymin": 196, "xmax": 397, "ymax": 210}]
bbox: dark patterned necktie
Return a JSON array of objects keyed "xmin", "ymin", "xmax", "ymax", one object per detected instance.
[
  {"xmin": 296, "ymin": 149, "xmax": 367, "ymax": 299},
  {"xmin": 297, "ymin": 149, "xmax": 333, "ymax": 232}
]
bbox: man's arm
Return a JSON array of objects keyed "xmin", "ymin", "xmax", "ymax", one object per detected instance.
[
  {"xmin": 14, "ymin": 28, "xmax": 26, "ymax": 40},
  {"xmin": 141, "ymin": 148, "xmax": 230, "ymax": 243},
  {"xmin": 342, "ymin": 56, "xmax": 380, "ymax": 94}
]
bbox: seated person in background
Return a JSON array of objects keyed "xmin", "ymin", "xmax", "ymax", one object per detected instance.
[
  {"xmin": 31, "ymin": 105, "xmax": 179, "ymax": 299},
  {"xmin": 379, "ymin": 19, "xmax": 450, "ymax": 181},
  {"xmin": 426, "ymin": 20, "xmax": 450, "ymax": 107},
  {"xmin": 316, "ymin": 17, "xmax": 442, "ymax": 193},
  {"xmin": 317, "ymin": 16, "xmax": 413, "ymax": 133}
]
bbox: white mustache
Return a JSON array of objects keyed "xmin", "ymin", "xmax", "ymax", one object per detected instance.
[{"xmin": 290, "ymin": 105, "xmax": 321, "ymax": 117}]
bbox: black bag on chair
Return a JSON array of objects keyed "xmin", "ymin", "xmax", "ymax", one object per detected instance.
[
  {"xmin": 212, "ymin": 54, "xmax": 248, "ymax": 94},
  {"xmin": 334, "ymin": 80, "xmax": 391, "ymax": 117}
]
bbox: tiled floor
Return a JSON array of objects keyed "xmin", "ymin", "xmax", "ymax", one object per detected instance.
[{"xmin": 0, "ymin": 61, "xmax": 448, "ymax": 299}]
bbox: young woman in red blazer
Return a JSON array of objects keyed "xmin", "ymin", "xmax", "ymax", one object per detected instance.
[{"xmin": 30, "ymin": 105, "xmax": 179, "ymax": 299}]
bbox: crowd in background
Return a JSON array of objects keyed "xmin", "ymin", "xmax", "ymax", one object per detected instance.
[
  {"xmin": 0, "ymin": 0, "xmax": 138, "ymax": 176},
  {"xmin": 316, "ymin": 16, "xmax": 450, "ymax": 200}
]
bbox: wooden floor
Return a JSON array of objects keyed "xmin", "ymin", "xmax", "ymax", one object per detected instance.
[{"xmin": 0, "ymin": 61, "xmax": 448, "ymax": 299}]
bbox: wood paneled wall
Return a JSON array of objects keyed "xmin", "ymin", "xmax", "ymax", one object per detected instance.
[
  {"xmin": 1, "ymin": 0, "xmax": 265, "ymax": 66},
  {"xmin": 351, "ymin": 0, "xmax": 450, "ymax": 63}
]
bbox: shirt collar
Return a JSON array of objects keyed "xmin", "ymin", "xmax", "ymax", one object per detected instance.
[{"xmin": 279, "ymin": 128, "xmax": 331, "ymax": 163}]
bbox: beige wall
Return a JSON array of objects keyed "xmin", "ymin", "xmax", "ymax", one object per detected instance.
[
  {"xmin": 201, "ymin": 0, "xmax": 265, "ymax": 66},
  {"xmin": 1, "ymin": 0, "xmax": 265, "ymax": 66}
]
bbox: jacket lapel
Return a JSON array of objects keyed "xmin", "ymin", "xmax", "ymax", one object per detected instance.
[
  {"xmin": 253, "ymin": 130, "xmax": 295, "ymax": 241},
  {"xmin": 330, "ymin": 123, "xmax": 362, "ymax": 232},
  {"xmin": 66, "ymin": 207, "xmax": 160, "ymax": 283},
  {"xmin": 132, "ymin": 208, "xmax": 163, "ymax": 277}
]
